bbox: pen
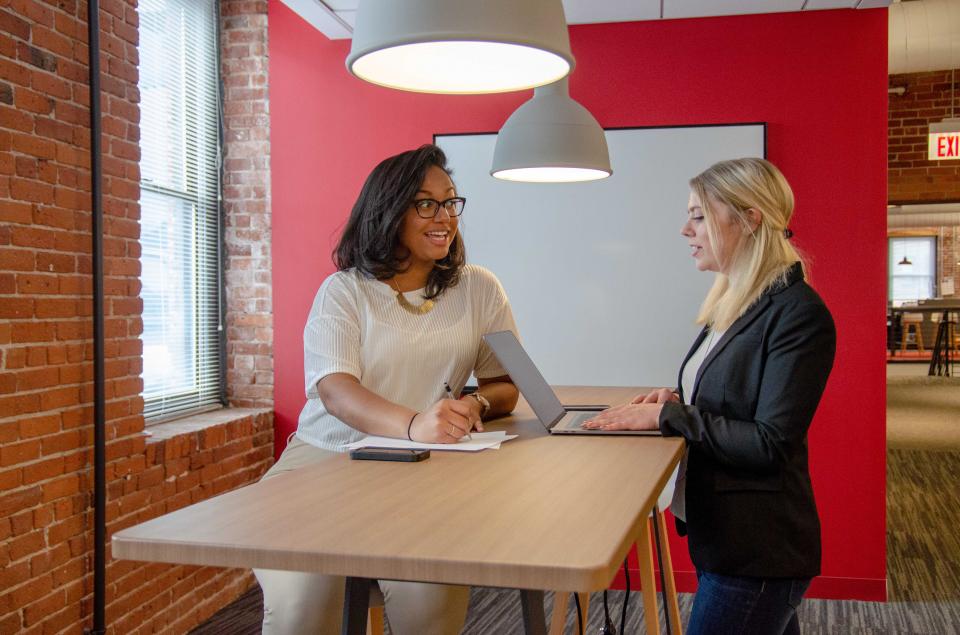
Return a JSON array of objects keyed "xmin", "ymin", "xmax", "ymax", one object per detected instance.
[{"xmin": 444, "ymin": 382, "xmax": 471, "ymax": 441}]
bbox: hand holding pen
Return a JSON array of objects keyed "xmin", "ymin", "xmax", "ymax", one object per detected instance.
[{"xmin": 444, "ymin": 383, "xmax": 473, "ymax": 441}]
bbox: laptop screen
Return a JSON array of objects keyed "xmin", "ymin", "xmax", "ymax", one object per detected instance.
[{"xmin": 483, "ymin": 331, "xmax": 566, "ymax": 427}]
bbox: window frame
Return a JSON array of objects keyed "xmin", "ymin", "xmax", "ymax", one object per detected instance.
[
  {"xmin": 138, "ymin": 0, "xmax": 226, "ymax": 424},
  {"xmin": 888, "ymin": 233, "xmax": 938, "ymax": 306}
]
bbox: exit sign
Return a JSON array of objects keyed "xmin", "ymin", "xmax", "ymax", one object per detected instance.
[{"xmin": 928, "ymin": 119, "xmax": 960, "ymax": 161}]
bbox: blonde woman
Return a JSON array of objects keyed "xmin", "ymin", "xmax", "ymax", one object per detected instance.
[{"xmin": 584, "ymin": 158, "xmax": 836, "ymax": 634}]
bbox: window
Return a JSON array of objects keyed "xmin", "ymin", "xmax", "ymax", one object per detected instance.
[
  {"xmin": 889, "ymin": 236, "xmax": 937, "ymax": 306},
  {"xmin": 139, "ymin": 0, "xmax": 224, "ymax": 421}
]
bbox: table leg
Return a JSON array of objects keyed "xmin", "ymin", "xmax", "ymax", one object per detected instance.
[
  {"xmin": 520, "ymin": 589, "xmax": 547, "ymax": 635},
  {"xmin": 342, "ymin": 577, "xmax": 372, "ymax": 635},
  {"xmin": 653, "ymin": 505, "xmax": 682, "ymax": 634},
  {"xmin": 548, "ymin": 592, "xmax": 569, "ymax": 635},
  {"xmin": 636, "ymin": 516, "xmax": 661, "ymax": 635}
]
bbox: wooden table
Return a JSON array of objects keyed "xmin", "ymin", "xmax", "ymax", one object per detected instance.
[
  {"xmin": 113, "ymin": 387, "xmax": 684, "ymax": 634},
  {"xmin": 888, "ymin": 303, "xmax": 960, "ymax": 375}
]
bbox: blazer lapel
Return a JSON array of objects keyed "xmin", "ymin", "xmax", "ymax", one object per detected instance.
[
  {"xmin": 687, "ymin": 261, "xmax": 804, "ymax": 403},
  {"xmin": 691, "ymin": 294, "xmax": 771, "ymax": 402}
]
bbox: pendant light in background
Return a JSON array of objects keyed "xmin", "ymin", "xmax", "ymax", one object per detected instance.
[
  {"xmin": 346, "ymin": 0, "xmax": 574, "ymax": 94},
  {"xmin": 490, "ymin": 77, "xmax": 612, "ymax": 183}
]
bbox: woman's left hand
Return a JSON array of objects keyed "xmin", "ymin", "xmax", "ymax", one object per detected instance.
[{"xmin": 581, "ymin": 403, "xmax": 663, "ymax": 431}]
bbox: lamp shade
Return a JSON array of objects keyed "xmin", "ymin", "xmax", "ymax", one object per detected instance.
[
  {"xmin": 346, "ymin": 0, "xmax": 574, "ymax": 94},
  {"xmin": 491, "ymin": 78, "xmax": 612, "ymax": 183}
]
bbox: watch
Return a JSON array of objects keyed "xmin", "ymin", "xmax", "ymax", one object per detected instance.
[{"xmin": 467, "ymin": 392, "xmax": 490, "ymax": 417}]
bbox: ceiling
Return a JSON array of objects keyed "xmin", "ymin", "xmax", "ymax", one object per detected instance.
[{"xmin": 283, "ymin": 0, "xmax": 892, "ymax": 41}]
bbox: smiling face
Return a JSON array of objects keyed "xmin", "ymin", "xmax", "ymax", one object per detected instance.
[
  {"xmin": 398, "ymin": 165, "xmax": 459, "ymax": 270},
  {"xmin": 682, "ymin": 190, "xmax": 745, "ymax": 274}
]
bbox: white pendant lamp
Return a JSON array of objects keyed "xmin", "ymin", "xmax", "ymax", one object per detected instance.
[
  {"xmin": 491, "ymin": 78, "xmax": 612, "ymax": 183},
  {"xmin": 346, "ymin": 0, "xmax": 574, "ymax": 94}
]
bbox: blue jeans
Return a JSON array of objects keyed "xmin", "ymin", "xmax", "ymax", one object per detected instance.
[{"xmin": 687, "ymin": 570, "xmax": 811, "ymax": 635}]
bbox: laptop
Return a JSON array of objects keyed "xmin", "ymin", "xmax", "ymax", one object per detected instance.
[{"xmin": 483, "ymin": 331, "xmax": 660, "ymax": 436}]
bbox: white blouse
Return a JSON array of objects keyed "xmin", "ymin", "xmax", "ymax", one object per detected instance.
[{"xmin": 296, "ymin": 264, "xmax": 518, "ymax": 451}]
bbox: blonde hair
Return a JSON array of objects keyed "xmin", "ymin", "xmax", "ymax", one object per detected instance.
[{"xmin": 690, "ymin": 158, "xmax": 805, "ymax": 331}]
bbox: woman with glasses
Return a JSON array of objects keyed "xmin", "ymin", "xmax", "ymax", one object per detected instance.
[
  {"xmin": 254, "ymin": 144, "xmax": 519, "ymax": 635},
  {"xmin": 584, "ymin": 158, "xmax": 836, "ymax": 635}
]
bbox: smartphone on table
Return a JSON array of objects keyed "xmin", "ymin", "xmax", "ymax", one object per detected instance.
[{"xmin": 349, "ymin": 448, "xmax": 431, "ymax": 462}]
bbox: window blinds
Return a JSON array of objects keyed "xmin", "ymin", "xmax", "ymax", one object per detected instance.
[{"xmin": 139, "ymin": 0, "xmax": 224, "ymax": 421}]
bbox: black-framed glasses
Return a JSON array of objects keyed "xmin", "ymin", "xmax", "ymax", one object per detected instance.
[{"xmin": 412, "ymin": 197, "xmax": 466, "ymax": 219}]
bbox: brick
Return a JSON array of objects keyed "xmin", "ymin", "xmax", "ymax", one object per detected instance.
[
  {"xmin": 39, "ymin": 386, "xmax": 79, "ymax": 410},
  {"xmin": 0, "ymin": 297, "xmax": 33, "ymax": 318},
  {"xmin": 11, "ymin": 132, "xmax": 57, "ymax": 160},
  {"xmin": 15, "ymin": 367, "xmax": 60, "ymax": 391},
  {"xmin": 23, "ymin": 457, "xmax": 64, "ymax": 485},
  {"xmin": 16, "ymin": 273, "xmax": 59, "ymax": 294},
  {"xmin": 19, "ymin": 414, "xmax": 61, "ymax": 439},
  {"xmin": 0, "ymin": 485, "xmax": 41, "ymax": 520},
  {"xmin": 0, "ymin": 439, "xmax": 41, "ymax": 466},
  {"xmin": 40, "ymin": 430, "xmax": 81, "ymax": 456},
  {"xmin": 40, "ymin": 474, "xmax": 78, "ymax": 502},
  {"xmin": 33, "ymin": 23, "xmax": 73, "ymax": 59},
  {"xmin": 0, "ymin": 8, "xmax": 31, "ymax": 40}
]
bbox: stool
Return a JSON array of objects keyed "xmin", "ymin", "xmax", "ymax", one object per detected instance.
[{"xmin": 900, "ymin": 319, "xmax": 925, "ymax": 352}]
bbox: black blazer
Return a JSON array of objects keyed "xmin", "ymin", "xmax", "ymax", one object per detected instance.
[{"xmin": 659, "ymin": 262, "xmax": 836, "ymax": 579}]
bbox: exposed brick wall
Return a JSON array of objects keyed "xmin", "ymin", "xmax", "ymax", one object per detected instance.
[
  {"xmin": 940, "ymin": 226, "xmax": 958, "ymax": 298},
  {"xmin": 107, "ymin": 410, "xmax": 273, "ymax": 634},
  {"xmin": 1, "ymin": 1, "xmax": 274, "ymax": 633},
  {"xmin": 888, "ymin": 68, "xmax": 960, "ymax": 204},
  {"xmin": 221, "ymin": 0, "xmax": 273, "ymax": 410}
]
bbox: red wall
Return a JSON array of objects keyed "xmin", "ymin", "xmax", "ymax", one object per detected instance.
[{"xmin": 269, "ymin": 2, "xmax": 888, "ymax": 601}]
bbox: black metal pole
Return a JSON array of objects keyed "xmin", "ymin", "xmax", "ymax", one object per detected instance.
[{"xmin": 87, "ymin": 0, "xmax": 106, "ymax": 633}]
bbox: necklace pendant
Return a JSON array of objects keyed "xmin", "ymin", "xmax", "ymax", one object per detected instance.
[{"xmin": 396, "ymin": 291, "xmax": 435, "ymax": 315}]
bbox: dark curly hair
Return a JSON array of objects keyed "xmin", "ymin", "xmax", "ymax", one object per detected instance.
[{"xmin": 334, "ymin": 144, "xmax": 466, "ymax": 299}]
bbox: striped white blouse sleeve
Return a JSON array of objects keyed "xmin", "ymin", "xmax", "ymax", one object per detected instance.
[
  {"xmin": 474, "ymin": 272, "xmax": 518, "ymax": 379},
  {"xmin": 303, "ymin": 274, "xmax": 361, "ymax": 398}
]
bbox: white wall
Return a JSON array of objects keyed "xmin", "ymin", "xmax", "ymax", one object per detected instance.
[{"xmin": 438, "ymin": 124, "xmax": 764, "ymax": 387}]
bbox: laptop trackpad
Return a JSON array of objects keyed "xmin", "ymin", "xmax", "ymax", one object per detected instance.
[{"xmin": 554, "ymin": 411, "xmax": 598, "ymax": 431}]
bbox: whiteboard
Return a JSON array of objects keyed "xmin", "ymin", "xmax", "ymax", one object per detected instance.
[{"xmin": 437, "ymin": 124, "xmax": 765, "ymax": 387}]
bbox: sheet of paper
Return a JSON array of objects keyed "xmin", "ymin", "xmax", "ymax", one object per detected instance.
[{"xmin": 342, "ymin": 431, "xmax": 516, "ymax": 453}]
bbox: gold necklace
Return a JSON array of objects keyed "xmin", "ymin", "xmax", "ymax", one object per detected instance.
[{"xmin": 390, "ymin": 277, "xmax": 435, "ymax": 315}]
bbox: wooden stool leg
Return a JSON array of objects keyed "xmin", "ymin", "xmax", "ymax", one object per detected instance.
[
  {"xmin": 366, "ymin": 606, "xmax": 384, "ymax": 635},
  {"xmin": 655, "ymin": 510, "xmax": 683, "ymax": 634},
  {"xmin": 549, "ymin": 593, "xmax": 568, "ymax": 635},
  {"xmin": 577, "ymin": 593, "xmax": 589, "ymax": 632},
  {"xmin": 916, "ymin": 323, "xmax": 925, "ymax": 352},
  {"xmin": 548, "ymin": 592, "xmax": 590, "ymax": 635},
  {"xmin": 900, "ymin": 322, "xmax": 908, "ymax": 352},
  {"xmin": 636, "ymin": 516, "xmax": 661, "ymax": 635}
]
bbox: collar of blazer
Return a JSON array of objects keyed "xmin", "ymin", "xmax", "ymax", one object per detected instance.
[{"xmin": 683, "ymin": 262, "xmax": 804, "ymax": 403}]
